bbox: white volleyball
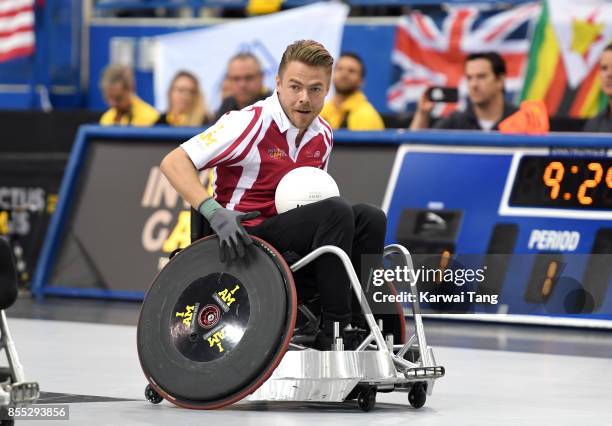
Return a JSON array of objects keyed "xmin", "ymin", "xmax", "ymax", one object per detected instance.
[{"xmin": 275, "ymin": 167, "xmax": 340, "ymax": 214}]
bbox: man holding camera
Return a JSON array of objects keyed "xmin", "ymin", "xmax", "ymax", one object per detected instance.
[{"xmin": 410, "ymin": 52, "xmax": 517, "ymax": 131}]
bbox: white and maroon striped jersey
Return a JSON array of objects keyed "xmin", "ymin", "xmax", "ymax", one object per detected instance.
[{"xmin": 181, "ymin": 92, "xmax": 333, "ymax": 226}]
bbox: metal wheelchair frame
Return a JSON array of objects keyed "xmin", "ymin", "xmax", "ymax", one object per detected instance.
[
  {"xmin": 246, "ymin": 243, "xmax": 445, "ymax": 410},
  {"xmin": 187, "ymin": 209, "xmax": 445, "ymax": 411}
]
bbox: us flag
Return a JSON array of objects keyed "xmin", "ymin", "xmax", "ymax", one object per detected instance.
[
  {"xmin": 387, "ymin": 3, "xmax": 540, "ymax": 114},
  {"xmin": 0, "ymin": 0, "xmax": 35, "ymax": 63}
]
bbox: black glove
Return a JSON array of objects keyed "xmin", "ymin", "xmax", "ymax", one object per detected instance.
[{"xmin": 208, "ymin": 208, "xmax": 260, "ymax": 262}]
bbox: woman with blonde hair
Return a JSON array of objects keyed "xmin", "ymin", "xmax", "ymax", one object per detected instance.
[{"xmin": 157, "ymin": 70, "xmax": 213, "ymax": 126}]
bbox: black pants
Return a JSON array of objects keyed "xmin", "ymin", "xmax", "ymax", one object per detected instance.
[{"xmin": 246, "ymin": 197, "xmax": 387, "ymax": 331}]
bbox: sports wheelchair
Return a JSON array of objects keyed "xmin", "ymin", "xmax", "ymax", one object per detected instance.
[{"xmin": 138, "ymin": 208, "xmax": 444, "ymax": 412}]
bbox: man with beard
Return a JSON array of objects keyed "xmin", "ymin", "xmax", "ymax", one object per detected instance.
[
  {"xmin": 320, "ymin": 52, "xmax": 384, "ymax": 130},
  {"xmin": 410, "ymin": 52, "xmax": 517, "ymax": 131},
  {"xmin": 215, "ymin": 53, "xmax": 272, "ymax": 120},
  {"xmin": 584, "ymin": 43, "xmax": 612, "ymax": 132}
]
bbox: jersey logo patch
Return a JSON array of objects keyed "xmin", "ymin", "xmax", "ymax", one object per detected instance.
[
  {"xmin": 267, "ymin": 148, "xmax": 288, "ymax": 159},
  {"xmin": 304, "ymin": 150, "xmax": 321, "ymax": 159},
  {"xmin": 199, "ymin": 124, "xmax": 225, "ymax": 147}
]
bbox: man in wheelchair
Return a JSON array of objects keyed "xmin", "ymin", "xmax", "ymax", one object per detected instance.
[{"xmin": 160, "ymin": 40, "xmax": 387, "ymax": 350}]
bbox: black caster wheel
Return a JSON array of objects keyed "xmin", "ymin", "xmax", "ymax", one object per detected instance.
[
  {"xmin": 145, "ymin": 384, "xmax": 163, "ymax": 404},
  {"xmin": 408, "ymin": 382, "xmax": 427, "ymax": 409},
  {"xmin": 357, "ymin": 387, "xmax": 376, "ymax": 412}
]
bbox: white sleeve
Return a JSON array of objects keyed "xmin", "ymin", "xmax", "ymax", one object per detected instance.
[{"xmin": 180, "ymin": 108, "xmax": 259, "ymax": 170}]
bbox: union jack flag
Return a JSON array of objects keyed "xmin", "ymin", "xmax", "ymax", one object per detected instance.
[{"xmin": 387, "ymin": 3, "xmax": 540, "ymax": 114}]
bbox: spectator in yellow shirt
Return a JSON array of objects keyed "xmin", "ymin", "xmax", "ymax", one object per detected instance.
[
  {"xmin": 99, "ymin": 64, "xmax": 159, "ymax": 126},
  {"xmin": 321, "ymin": 52, "xmax": 384, "ymax": 130}
]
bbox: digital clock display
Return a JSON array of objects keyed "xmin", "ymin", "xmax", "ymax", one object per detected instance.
[{"xmin": 509, "ymin": 156, "xmax": 612, "ymax": 210}]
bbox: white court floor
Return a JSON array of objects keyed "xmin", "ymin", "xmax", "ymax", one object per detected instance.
[{"xmin": 4, "ymin": 316, "xmax": 612, "ymax": 426}]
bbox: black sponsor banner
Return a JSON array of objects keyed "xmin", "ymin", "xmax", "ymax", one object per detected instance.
[
  {"xmin": 41, "ymin": 131, "xmax": 397, "ymax": 298},
  {"xmin": 0, "ymin": 110, "xmax": 101, "ymax": 153},
  {"xmin": 49, "ymin": 139, "xmax": 188, "ymax": 294},
  {"xmin": 0, "ymin": 153, "xmax": 66, "ymax": 286}
]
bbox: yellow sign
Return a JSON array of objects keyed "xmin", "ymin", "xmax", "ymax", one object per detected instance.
[
  {"xmin": 162, "ymin": 210, "xmax": 191, "ymax": 253},
  {"xmin": 217, "ymin": 284, "xmax": 240, "ymax": 307},
  {"xmin": 46, "ymin": 194, "xmax": 58, "ymax": 214},
  {"xmin": 0, "ymin": 211, "xmax": 8, "ymax": 235},
  {"xmin": 207, "ymin": 328, "xmax": 226, "ymax": 353},
  {"xmin": 175, "ymin": 304, "xmax": 196, "ymax": 327}
]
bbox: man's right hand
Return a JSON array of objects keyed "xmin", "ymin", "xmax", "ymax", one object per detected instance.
[
  {"xmin": 417, "ymin": 89, "xmax": 435, "ymax": 115},
  {"xmin": 208, "ymin": 208, "xmax": 260, "ymax": 262},
  {"xmin": 410, "ymin": 89, "xmax": 435, "ymax": 130}
]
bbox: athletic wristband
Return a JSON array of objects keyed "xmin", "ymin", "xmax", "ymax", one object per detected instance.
[{"xmin": 197, "ymin": 198, "xmax": 223, "ymax": 221}]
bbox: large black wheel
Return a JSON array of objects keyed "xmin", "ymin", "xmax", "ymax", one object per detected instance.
[
  {"xmin": 137, "ymin": 236, "xmax": 297, "ymax": 410},
  {"xmin": 408, "ymin": 382, "xmax": 427, "ymax": 408},
  {"xmin": 357, "ymin": 386, "xmax": 376, "ymax": 412}
]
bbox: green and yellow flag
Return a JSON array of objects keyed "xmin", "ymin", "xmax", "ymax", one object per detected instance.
[{"xmin": 521, "ymin": 0, "xmax": 612, "ymax": 118}]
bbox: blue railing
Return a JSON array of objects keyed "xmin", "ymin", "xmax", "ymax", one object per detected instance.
[{"xmin": 48, "ymin": 125, "xmax": 612, "ymax": 148}]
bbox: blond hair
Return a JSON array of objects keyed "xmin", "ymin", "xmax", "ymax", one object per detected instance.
[
  {"xmin": 100, "ymin": 64, "xmax": 134, "ymax": 92},
  {"xmin": 278, "ymin": 40, "xmax": 333, "ymax": 77},
  {"xmin": 168, "ymin": 70, "xmax": 212, "ymax": 126}
]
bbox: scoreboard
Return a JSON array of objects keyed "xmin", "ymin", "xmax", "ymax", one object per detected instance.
[
  {"xmin": 508, "ymin": 156, "xmax": 612, "ymax": 211},
  {"xmin": 383, "ymin": 143, "xmax": 612, "ymax": 327}
]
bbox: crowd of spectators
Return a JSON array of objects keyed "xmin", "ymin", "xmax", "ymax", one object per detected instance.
[{"xmin": 99, "ymin": 43, "xmax": 612, "ymax": 133}]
